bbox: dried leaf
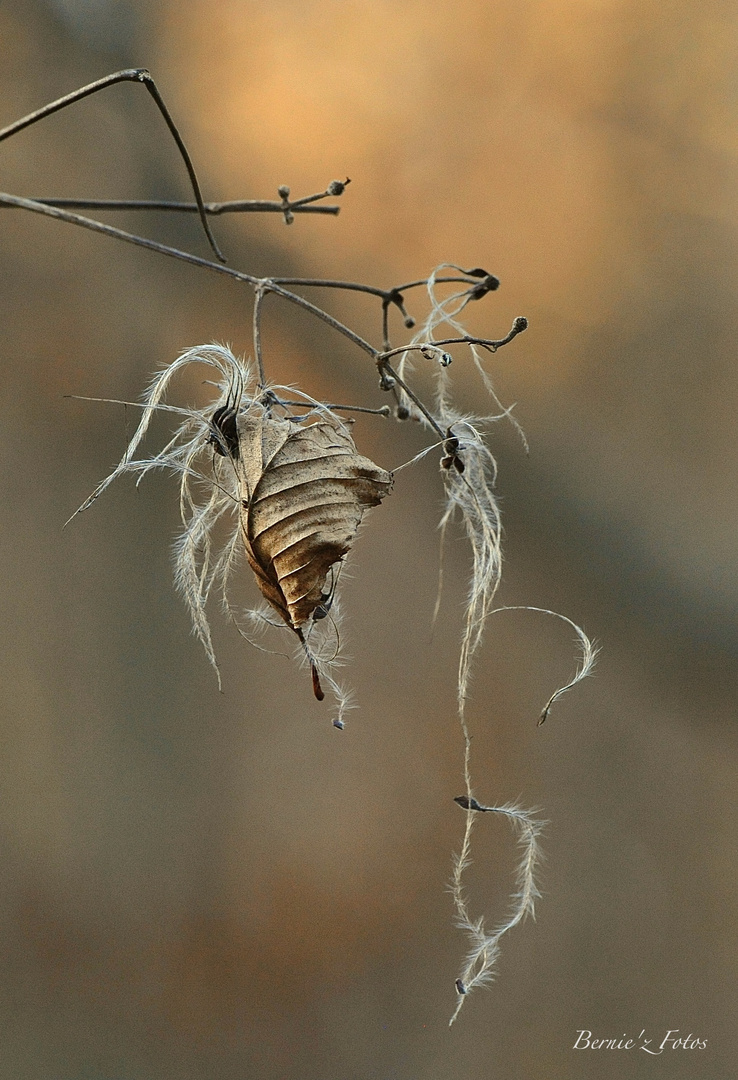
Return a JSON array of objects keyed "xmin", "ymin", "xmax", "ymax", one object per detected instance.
[
  {"xmin": 75, "ymin": 345, "xmax": 393, "ymax": 711},
  {"xmin": 229, "ymin": 411, "xmax": 393, "ymax": 637}
]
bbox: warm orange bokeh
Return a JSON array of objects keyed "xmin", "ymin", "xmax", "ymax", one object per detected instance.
[{"xmin": 0, "ymin": 1, "xmax": 736, "ymax": 1076}]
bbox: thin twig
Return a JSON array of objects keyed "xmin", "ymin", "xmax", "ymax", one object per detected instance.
[
  {"xmin": 269, "ymin": 277, "xmax": 391, "ymax": 299},
  {"xmin": 0, "ymin": 68, "xmax": 224, "ymax": 261},
  {"xmin": 3, "ymin": 198, "xmax": 340, "ymax": 215},
  {"xmin": 0, "ymin": 193, "xmax": 512, "ymax": 383},
  {"xmin": 253, "ymin": 286, "xmax": 267, "ymax": 388},
  {"xmin": 0, "ymin": 193, "xmax": 382, "ymax": 359},
  {"xmin": 378, "ymin": 360, "xmax": 447, "ymax": 439},
  {"xmin": 379, "ymin": 320, "xmax": 528, "ymax": 364},
  {"xmin": 268, "ymin": 276, "xmax": 479, "ymax": 310},
  {"xmin": 265, "ymin": 397, "xmax": 391, "ymax": 416},
  {"xmin": 257, "ymin": 279, "xmax": 378, "ymax": 358},
  {"xmin": 0, "ymin": 192, "xmax": 260, "ymax": 281}
]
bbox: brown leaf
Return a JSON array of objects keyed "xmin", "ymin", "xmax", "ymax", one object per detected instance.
[{"xmin": 235, "ymin": 413, "xmax": 393, "ymax": 636}]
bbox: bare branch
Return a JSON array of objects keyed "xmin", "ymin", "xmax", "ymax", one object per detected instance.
[
  {"xmin": 378, "ymin": 318, "xmax": 529, "ymax": 364},
  {"xmin": 1, "ymin": 197, "xmax": 340, "ymax": 216},
  {"xmin": 0, "ymin": 192, "xmax": 260, "ymax": 282},
  {"xmin": 0, "ymin": 68, "xmax": 224, "ymax": 261}
]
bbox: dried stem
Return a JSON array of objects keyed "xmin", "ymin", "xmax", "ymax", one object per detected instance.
[
  {"xmin": 2, "ymin": 197, "xmax": 341, "ymax": 216},
  {"xmin": 0, "ymin": 68, "xmax": 225, "ymax": 261},
  {"xmin": 0, "ymin": 193, "xmax": 514, "ymax": 377},
  {"xmin": 252, "ymin": 285, "xmax": 267, "ymax": 388}
]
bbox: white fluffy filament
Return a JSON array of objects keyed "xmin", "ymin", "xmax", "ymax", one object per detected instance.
[
  {"xmin": 396, "ymin": 268, "xmax": 596, "ymax": 1022},
  {"xmin": 73, "ymin": 344, "xmax": 349, "ymax": 722}
]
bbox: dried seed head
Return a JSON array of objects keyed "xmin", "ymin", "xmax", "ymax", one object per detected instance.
[
  {"xmin": 74, "ymin": 344, "xmax": 392, "ymax": 716},
  {"xmin": 209, "ymin": 402, "xmax": 240, "ymax": 457}
]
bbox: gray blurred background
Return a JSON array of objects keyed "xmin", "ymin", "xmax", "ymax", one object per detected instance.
[{"xmin": 0, "ymin": 1, "xmax": 735, "ymax": 1076}]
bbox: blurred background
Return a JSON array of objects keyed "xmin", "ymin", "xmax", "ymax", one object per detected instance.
[{"xmin": 0, "ymin": 0, "xmax": 736, "ymax": 1076}]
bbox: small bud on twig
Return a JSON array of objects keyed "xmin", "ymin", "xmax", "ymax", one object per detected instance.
[
  {"xmin": 468, "ymin": 274, "xmax": 501, "ymax": 300},
  {"xmin": 327, "ymin": 178, "xmax": 350, "ymax": 196},
  {"xmin": 278, "ymin": 185, "xmax": 294, "ymax": 224}
]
